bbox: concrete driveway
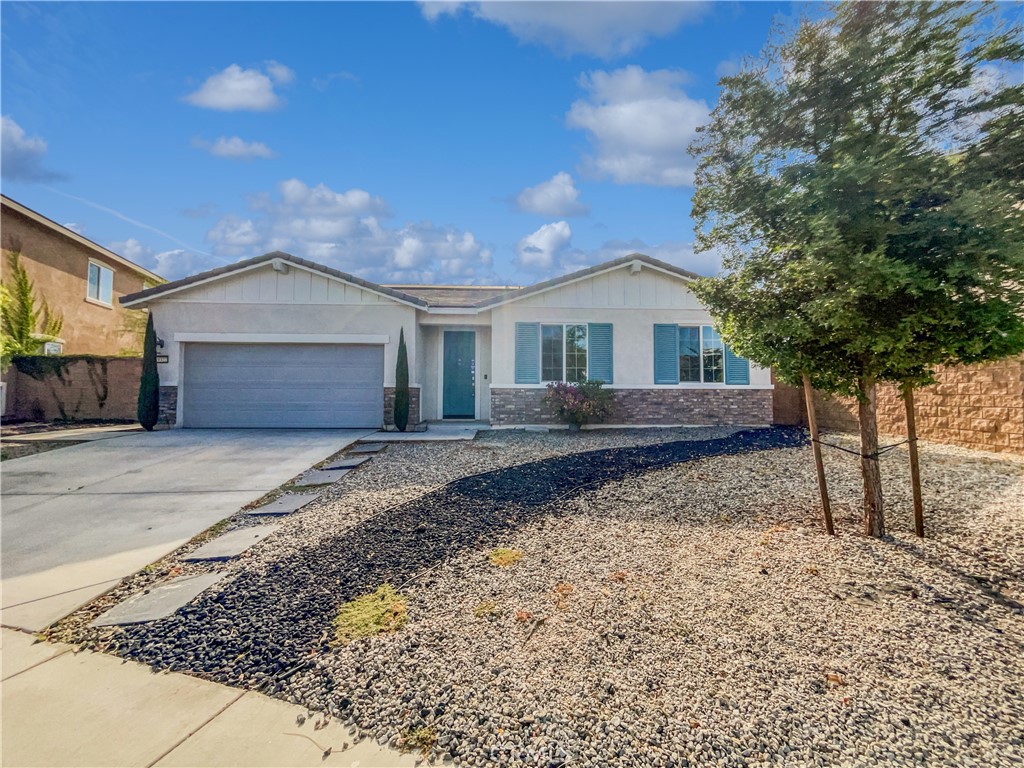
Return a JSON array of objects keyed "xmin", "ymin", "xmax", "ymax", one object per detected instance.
[{"xmin": 1, "ymin": 429, "xmax": 371, "ymax": 631}]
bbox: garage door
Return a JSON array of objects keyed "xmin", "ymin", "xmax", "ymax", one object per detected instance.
[{"xmin": 182, "ymin": 343, "xmax": 384, "ymax": 428}]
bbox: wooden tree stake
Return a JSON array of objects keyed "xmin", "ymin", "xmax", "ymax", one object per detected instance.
[
  {"xmin": 903, "ymin": 384, "xmax": 924, "ymax": 537},
  {"xmin": 802, "ymin": 373, "xmax": 835, "ymax": 536}
]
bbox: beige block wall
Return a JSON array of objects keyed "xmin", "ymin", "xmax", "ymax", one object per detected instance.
[
  {"xmin": 1, "ymin": 206, "xmax": 151, "ymax": 355},
  {"xmin": 4, "ymin": 356, "xmax": 141, "ymax": 422},
  {"xmin": 773, "ymin": 357, "xmax": 1024, "ymax": 454}
]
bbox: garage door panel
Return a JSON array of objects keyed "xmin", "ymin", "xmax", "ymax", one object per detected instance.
[{"xmin": 182, "ymin": 343, "xmax": 384, "ymax": 428}]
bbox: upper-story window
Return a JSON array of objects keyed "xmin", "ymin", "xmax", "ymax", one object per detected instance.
[{"xmin": 87, "ymin": 261, "xmax": 114, "ymax": 305}]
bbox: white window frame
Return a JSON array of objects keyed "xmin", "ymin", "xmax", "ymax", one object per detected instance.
[
  {"xmin": 677, "ymin": 325, "xmax": 724, "ymax": 384},
  {"xmin": 86, "ymin": 259, "xmax": 115, "ymax": 307},
  {"xmin": 540, "ymin": 322, "xmax": 589, "ymax": 384}
]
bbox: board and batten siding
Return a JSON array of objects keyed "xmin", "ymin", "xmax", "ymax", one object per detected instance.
[
  {"xmin": 171, "ymin": 265, "xmax": 391, "ymax": 305},
  {"xmin": 148, "ymin": 262, "xmax": 419, "ymax": 389},
  {"xmin": 491, "ymin": 264, "xmax": 771, "ymax": 389}
]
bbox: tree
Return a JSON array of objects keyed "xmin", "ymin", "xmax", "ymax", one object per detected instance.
[
  {"xmin": 137, "ymin": 313, "xmax": 159, "ymax": 431},
  {"xmin": 394, "ymin": 327, "xmax": 410, "ymax": 432},
  {"xmin": 690, "ymin": 1, "xmax": 1024, "ymax": 537},
  {"xmin": 1, "ymin": 252, "xmax": 63, "ymax": 370}
]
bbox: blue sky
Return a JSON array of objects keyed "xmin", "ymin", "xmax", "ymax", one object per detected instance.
[{"xmin": 1, "ymin": 1, "xmax": 791, "ymax": 284}]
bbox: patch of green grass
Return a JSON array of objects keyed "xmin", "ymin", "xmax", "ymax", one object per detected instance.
[
  {"xmin": 487, "ymin": 547, "xmax": 523, "ymax": 567},
  {"xmin": 331, "ymin": 584, "xmax": 408, "ymax": 646},
  {"xmin": 399, "ymin": 725, "xmax": 437, "ymax": 756},
  {"xmin": 473, "ymin": 599, "xmax": 500, "ymax": 618}
]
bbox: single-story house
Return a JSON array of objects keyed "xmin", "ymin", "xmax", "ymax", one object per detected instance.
[{"xmin": 119, "ymin": 251, "xmax": 772, "ymax": 429}]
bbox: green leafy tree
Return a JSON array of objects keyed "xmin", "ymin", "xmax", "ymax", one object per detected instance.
[
  {"xmin": 690, "ymin": 1, "xmax": 1024, "ymax": 537},
  {"xmin": 394, "ymin": 327, "xmax": 410, "ymax": 432},
  {"xmin": 137, "ymin": 313, "xmax": 159, "ymax": 430},
  {"xmin": 1, "ymin": 252, "xmax": 64, "ymax": 370}
]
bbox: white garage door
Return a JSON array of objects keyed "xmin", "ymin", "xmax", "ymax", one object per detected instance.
[{"xmin": 182, "ymin": 343, "xmax": 384, "ymax": 428}]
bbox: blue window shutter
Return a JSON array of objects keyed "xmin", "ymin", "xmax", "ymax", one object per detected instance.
[
  {"xmin": 653, "ymin": 324, "xmax": 680, "ymax": 384},
  {"xmin": 588, "ymin": 323, "xmax": 613, "ymax": 383},
  {"xmin": 724, "ymin": 344, "xmax": 750, "ymax": 385},
  {"xmin": 515, "ymin": 322, "xmax": 541, "ymax": 384}
]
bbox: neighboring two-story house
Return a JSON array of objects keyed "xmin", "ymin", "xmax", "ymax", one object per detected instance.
[{"xmin": 1, "ymin": 195, "xmax": 164, "ymax": 355}]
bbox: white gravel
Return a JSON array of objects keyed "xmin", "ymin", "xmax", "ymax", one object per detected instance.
[{"xmin": 293, "ymin": 431, "xmax": 1024, "ymax": 767}]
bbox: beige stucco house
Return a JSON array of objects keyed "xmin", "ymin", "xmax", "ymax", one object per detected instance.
[
  {"xmin": 120, "ymin": 251, "xmax": 772, "ymax": 428},
  {"xmin": 1, "ymin": 195, "xmax": 164, "ymax": 355}
]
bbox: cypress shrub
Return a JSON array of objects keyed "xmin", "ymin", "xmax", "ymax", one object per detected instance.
[
  {"xmin": 137, "ymin": 313, "xmax": 159, "ymax": 431},
  {"xmin": 394, "ymin": 327, "xmax": 409, "ymax": 432}
]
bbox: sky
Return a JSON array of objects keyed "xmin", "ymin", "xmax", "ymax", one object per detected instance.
[{"xmin": 1, "ymin": 1, "xmax": 794, "ymax": 285}]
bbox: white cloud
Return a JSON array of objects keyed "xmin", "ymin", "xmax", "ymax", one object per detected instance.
[
  {"xmin": 204, "ymin": 179, "xmax": 492, "ymax": 283},
  {"xmin": 421, "ymin": 2, "xmax": 707, "ymax": 58},
  {"xmin": 567, "ymin": 65, "xmax": 709, "ymax": 187},
  {"xmin": 63, "ymin": 222, "xmax": 84, "ymax": 234},
  {"xmin": 515, "ymin": 172, "xmax": 588, "ymax": 217},
  {"xmin": 1, "ymin": 116, "xmax": 64, "ymax": 181},
  {"xmin": 264, "ymin": 60, "xmax": 295, "ymax": 85},
  {"xmin": 312, "ymin": 71, "xmax": 360, "ymax": 91},
  {"xmin": 184, "ymin": 64, "xmax": 289, "ymax": 111},
  {"xmin": 109, "ymin": 237, "xmax": 222, "ymax": 281},
  {"xmin": 192, "ymin": 136, "xmax": 276, "ymax": 160},
  {"xmin": 515, "ymin": 220, "xmax": 572, "ymax": 271},
  {"xmin": 715, "ymin": 58, "xmax": 741, "ymax": 79}
]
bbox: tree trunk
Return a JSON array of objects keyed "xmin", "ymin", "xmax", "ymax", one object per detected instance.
[
  {"xmin": 857, "ymin": 376, "xmax": 886, "ymax": 537},
  {"xmin": 802, "ymin": 373, "xmax": 835, "ymax": 536},
  {"xmin": 902, "ymin": 383, "xmax": 924, "ymax": 537}
]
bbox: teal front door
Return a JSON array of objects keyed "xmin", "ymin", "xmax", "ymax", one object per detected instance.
[{"xmin": 443, "ymin": 330, "xmax": 476, "ymax": 419}]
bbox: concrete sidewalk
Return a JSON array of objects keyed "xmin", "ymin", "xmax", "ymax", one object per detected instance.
[{"xmin": 1, "ymin": 628, "xmax": 414, "ymax": 768}]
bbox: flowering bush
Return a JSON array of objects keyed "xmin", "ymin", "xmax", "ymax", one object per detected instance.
[{"xmin": 543, "ymin": 379, "xmax": 614, "ymax": 427}]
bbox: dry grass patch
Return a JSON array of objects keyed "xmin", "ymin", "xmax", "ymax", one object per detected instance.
[
  {"xmin": 487, "ymin": 547, "xmax": 523, "ymax": 567},
  {"xmin": 331, "ymin": 584, "xmax": 408, "ymax": 646},
  {"xmin": 399, "ymin": 725, "xmax": 437, "ymax": 756}
]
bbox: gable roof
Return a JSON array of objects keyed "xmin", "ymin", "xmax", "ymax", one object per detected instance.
[
  {"xmin": 385, "ymin": 284, "xmax": 520, "ymax": 308},
  {"xmin": 120, "ymin": 251, "xmax": 702, "ymax": 311},
  {"xmin": 1, "ymin": 194, "xmax": 165, "ymax": 283},
  {"xmin": 472, "ymin": 253, "xmax": 701, "ymax": 309},
  {"xmin": 120, "ymin": 251, "xmax": 429, "ymax": 308}
]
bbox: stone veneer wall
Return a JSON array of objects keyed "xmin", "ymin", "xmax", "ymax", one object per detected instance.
[
  {"xmin": 158, "ymin": 385, "xmax": 178, "ymax": 425},
  {"xmin": 772, "ymin": 357, "xmax": 1024, "ymax": 455},
  {"xmin": 490, "ymin": 387, "xmax": 773, "ymax": 427},
  {"xmin": 384, "ymin": 386, "xmax": 421, "ymax": 426}
]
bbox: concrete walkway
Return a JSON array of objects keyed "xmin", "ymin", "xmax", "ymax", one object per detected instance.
[
  {"xmin": 366, "ymin": 422, "xmax": 484, "ymax": 442},
  {"xmin": 2, "ymin": 429, "xmax": 371, "ymax": 631},
  {"xmin": 1, "ymin": 627, "xmax": 414, "ymax": 767}
]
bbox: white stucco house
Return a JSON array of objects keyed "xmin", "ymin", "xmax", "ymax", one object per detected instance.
[{"xmin": 120, "ymin": 251, "xmax": 773, "ymax": 429}]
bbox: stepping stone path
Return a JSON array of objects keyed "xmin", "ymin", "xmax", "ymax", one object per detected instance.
[
  {"xmin": 183, "ymin": 525, "xmax": 280, "ymax": 562},
  {"xmin": 291, "ymin": 468, "xmax": 349, "ymax": 487},
  {"xmin": 90, "ymin": 573, "xmax": 226, "ymax": 627},
  {"xmin": 246, "ymin": 492, "xmax": 320, "ymax": 517},
  {"xmin": 350, "ymin": 443, "xmax": 386, "ymax": 454},
  {"xmin": 321, "ymin": 456, "xmax": 370, "ymax": 470}
]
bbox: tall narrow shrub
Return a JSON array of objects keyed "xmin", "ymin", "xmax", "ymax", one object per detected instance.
[
  {"xmin": 137, "ymin": 313, "xmax": 159, "ymax": 430},
  {"xmin": 394, "ymin": 327, "xmax": 409, "ymax": 432}
]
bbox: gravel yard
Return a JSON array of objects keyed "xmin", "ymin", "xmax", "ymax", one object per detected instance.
[{"xmin": 60, "ymin": 427, "xmax": 1024, "ymax": 767}]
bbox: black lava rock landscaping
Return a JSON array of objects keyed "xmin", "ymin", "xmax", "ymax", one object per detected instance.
[{"xmin": 114, "ymin": 427, "xmax": 806, "ymax": 693}]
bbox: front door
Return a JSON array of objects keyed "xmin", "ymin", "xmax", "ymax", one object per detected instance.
[{"xmin": 443, "ymin": 330, "xmax": 476, "ymax": 419}]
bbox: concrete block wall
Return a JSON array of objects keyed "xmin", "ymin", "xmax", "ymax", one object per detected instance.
[
  {"xmin": 4, "ymin": 356, "xmax": 141, "ymax": 422},
  {"xmin": 772, "ymin": 357, "xmax": 1024, "ymax": 454}
]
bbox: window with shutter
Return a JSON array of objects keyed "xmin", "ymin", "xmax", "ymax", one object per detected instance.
[{"xmin": 514, "ymin": 322, "xmax": 540, "ymax": 384}]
